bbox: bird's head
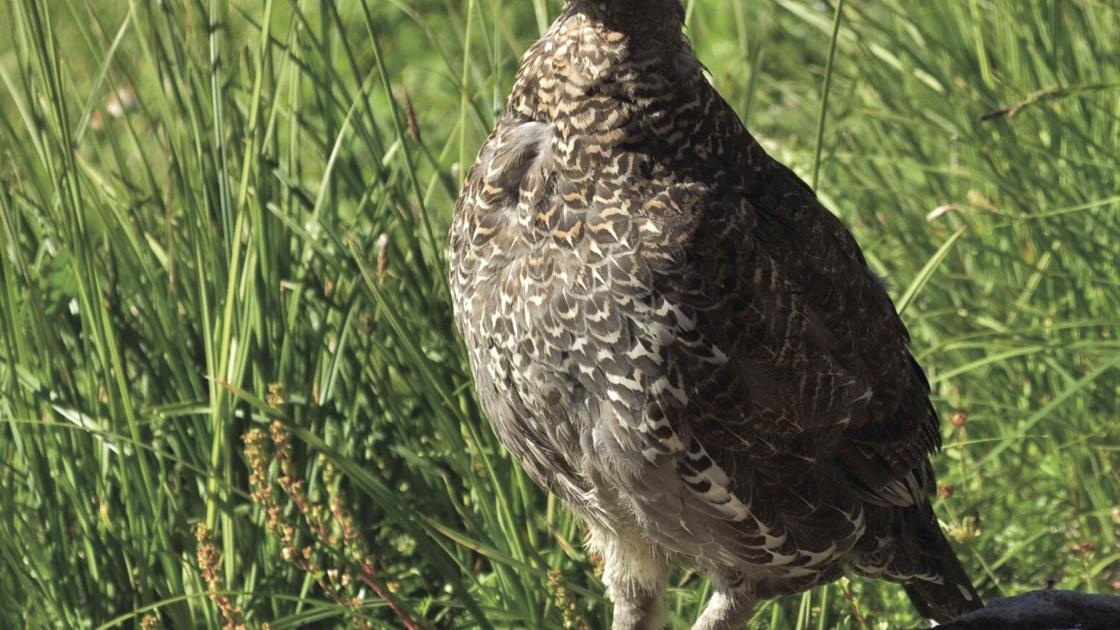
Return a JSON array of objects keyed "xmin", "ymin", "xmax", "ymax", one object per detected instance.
[{"xmin": 566, "ymin": 0, "xmax": 686, "ymax": 41}]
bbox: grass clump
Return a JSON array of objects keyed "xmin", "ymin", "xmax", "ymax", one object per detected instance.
[{"xmin": 1, "ymin": 0, "xmax": 1118, "ymax": 628}]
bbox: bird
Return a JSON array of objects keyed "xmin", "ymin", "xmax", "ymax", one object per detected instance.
[{"xmin": 447, "ymin": 1, "xmax": 983, "ymax": 628}]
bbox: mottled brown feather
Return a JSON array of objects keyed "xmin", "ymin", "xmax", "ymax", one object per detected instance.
[{"xmin": 449, "ymin": 0, "xmax": 981, "ymax": 623}]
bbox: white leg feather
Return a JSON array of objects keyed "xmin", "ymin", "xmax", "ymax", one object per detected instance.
[{"xmin": 588, "ymin": 525, "xmax": 669, "ymax": 630}]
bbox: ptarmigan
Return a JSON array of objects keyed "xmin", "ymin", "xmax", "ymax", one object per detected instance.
[{"xmin": 448, "ymin": 1, "xmax": 983, "ymax": 627}]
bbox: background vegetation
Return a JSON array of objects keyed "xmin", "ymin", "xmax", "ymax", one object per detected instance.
[{"xmin": 1, "ymin": 0, "xmax": 1117, "ymax": 627}]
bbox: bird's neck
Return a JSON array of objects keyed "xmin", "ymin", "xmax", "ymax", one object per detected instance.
[{"xmin": 565, "ymin": 0, "xmax": 685, "ymax": 41}]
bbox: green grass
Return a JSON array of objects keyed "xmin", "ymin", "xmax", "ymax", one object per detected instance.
[{"xmin": 1, "ymin": 0, "xmax": 1117, "ymax": 628}]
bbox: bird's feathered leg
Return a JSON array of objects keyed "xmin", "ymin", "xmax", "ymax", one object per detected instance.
[
  {"xmin": 691, "ymin": 572, "xmax": 757, "ymax": 630},
  {"xmin": 588, "ymin": 525, "xmax": 668, "ymax": 630}
]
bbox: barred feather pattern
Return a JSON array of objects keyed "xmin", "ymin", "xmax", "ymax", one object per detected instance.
[{"xmin": 449, "ymin": 0, "xmax": 978, "ymax": 609}]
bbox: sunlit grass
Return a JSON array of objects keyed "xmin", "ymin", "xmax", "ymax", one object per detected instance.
[{"xmin": 1, "ymin": 0, "xmax": 1117, "ymax": 628}]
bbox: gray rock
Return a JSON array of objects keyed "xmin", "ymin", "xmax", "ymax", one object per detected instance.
[{"xmin": 935, "ymin": 590, "xmax": 1120, "ymax": 630}]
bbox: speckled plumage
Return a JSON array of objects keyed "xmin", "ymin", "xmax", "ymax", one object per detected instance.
[{"xmin": 448, "ymin": 1, "xmax": 982, "ymax": 627}]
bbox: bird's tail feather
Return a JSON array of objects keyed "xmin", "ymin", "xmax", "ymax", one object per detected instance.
[{"xmin": 901, "ymin": 531, "xmax": 983, "ymax": 623}]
